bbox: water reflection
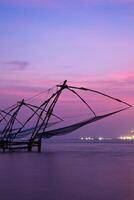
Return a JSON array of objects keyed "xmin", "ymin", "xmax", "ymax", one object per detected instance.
[{"xmin": 0, "ymin": 143, "xmax": 134, "ymax": 200}]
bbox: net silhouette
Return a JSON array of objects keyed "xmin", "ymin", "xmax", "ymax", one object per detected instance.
[{"xmin": 0, "ymin": 80, "xmax": 131, "ymax": 152}]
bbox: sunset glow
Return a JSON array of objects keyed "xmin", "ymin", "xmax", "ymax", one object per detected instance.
[{"xmin": 0, "ymin": 0, "xmax": 134, "ymax": 137}]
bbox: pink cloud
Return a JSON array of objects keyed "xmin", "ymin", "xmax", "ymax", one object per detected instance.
[
  {"xmin": 109, "ymin": 71, "xmax": 134, "ymax": 81},
  {"xmin": 0, "ymin": 70, "xmax": 134, "ymax": 107},
  {"xmin": 0, "ymin": 86, "xmax": 40, "ymax": 98},
  {"xmin": 1, "ymin": 70, "xmax": 134, "ymax": 90}
]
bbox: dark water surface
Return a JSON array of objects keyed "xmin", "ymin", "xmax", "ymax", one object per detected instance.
[{"xmin": 1, "ymin": 143, "xmax": 134, "ymax": 200}]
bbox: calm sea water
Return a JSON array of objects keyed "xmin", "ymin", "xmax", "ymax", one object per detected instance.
[{"xmin": 1, "ymin": 142, "xmax": 134, "ymax": 200}]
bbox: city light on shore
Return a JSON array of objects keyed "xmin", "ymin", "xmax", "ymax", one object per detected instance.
[
  {"xmin": 80, "ymin": 130, "xmax": 134, "ymax": 141},
  {"xmin": 119, "ymin": 136, "xmax": 134, "ymax": 140},
  {"xmin": 119, "ymin": 130, "xmax": 134, "ymax": 140}
]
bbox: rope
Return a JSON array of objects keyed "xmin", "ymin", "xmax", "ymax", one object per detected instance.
[
  {"xmin": 62, "ymin": 85, "xmax": 132, "ymax": 108},
  {"xmin": 2, "ymin": 86, "xmax": 54, "ymax": 111}
]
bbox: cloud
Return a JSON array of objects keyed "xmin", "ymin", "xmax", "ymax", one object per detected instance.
[
  {"xmin": 6, "ymin": 60, "xmax": 29, "ymax": 70},
  {"xmin": 0, "ymin": 60, "xmax": 30, "ymax": 71},
  {"xmin": 0, "ymin": 70, "xmax": 134, "ymax": 103}
]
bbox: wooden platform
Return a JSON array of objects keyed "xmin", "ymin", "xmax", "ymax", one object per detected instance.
[{"xmin": 0, "ymin": 140, "xmax": 42, "ymax": 152}]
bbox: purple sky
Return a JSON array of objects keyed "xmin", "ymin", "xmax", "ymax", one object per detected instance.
[{"xmin": 0, "ymin": 0, "xmax": 134, "ymax": 137}]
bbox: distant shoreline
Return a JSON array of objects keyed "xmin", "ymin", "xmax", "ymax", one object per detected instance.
[{"xmin": 45, "ymin": 138, "xmax": 134, "ymax": 144}]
